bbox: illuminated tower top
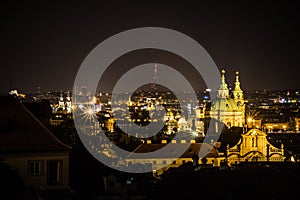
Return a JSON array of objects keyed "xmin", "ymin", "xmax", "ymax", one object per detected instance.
[
  {"xmin": 58, "ymin": 92, "xmax": 65, "ymax": 109},
  {"xmin": 232, "ymin": 71, "xmax": 244, "ymax": 100},
  {"xmin": 59, "ymin": 92, "xmax": 64, "ymax": 101},
  {"xmin": 66, "ymin": 91, "xmax": 72, "ymax": 113},
  {"xmin": 217, "ymin": 69, "xmax": 229, "ymax": 98},
  {"xmin": 66, "ymin": 91, "xmax": 71, "ymax": 102},
  {"xmin": 154, "ymin": 64, "xmax": 158, "ymax": 83}
]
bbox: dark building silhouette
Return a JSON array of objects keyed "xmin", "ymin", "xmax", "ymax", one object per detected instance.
[{"xmin": 0, "ymin": 95, "xmax": 73, "ymax": 199}]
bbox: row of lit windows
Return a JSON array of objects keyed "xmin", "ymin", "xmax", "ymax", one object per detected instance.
[{"xmin": 151, "ymin": 160, "xmax": 187, "ymax": 165}]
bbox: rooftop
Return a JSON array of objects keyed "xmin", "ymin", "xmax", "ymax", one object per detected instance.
[
  {"xmin": 0, "ymin": 96, "xmax": 71, "ymax": 154},
  {"xmin": 127, "ymin": 143, "xmax": 219, "ymax": 159}
]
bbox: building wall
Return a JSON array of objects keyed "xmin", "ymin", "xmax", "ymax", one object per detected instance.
[
  {"xmin": 209, "ymin": 111, "xmax": 243, "ymax": 128},
  {"xmin": 227, "ymin": 129, "xmax": 285, "ymax": 165},
  {"xmin": 3, "ymin": 152, "xmax": 69, "ymax": 190},
  {"xmin": 263, "ymin": 122, "xmax": 289, "ymax": 133},
  {"xmin": 126, "ymin": 157, "xmax": 224, "ymax": 176}
]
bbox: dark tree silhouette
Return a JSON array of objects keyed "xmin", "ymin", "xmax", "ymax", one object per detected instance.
[{"xmin": 0, "ymin": 161, "xmax": 24, "ymax": 199}]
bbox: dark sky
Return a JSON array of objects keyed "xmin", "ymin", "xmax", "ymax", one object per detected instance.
[{"xmin": 1, "ymin": 1, "xmax": 299, "ymax": 94}]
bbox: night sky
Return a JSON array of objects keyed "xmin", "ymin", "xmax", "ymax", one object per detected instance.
[{"xmin": 1, "ymin": 1, "xmax": 299, "ymax": 94}]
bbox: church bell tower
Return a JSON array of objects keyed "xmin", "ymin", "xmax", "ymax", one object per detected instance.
[{"xmin": 231, "ymin": 71, "xmax": 246, "ymax": 125}]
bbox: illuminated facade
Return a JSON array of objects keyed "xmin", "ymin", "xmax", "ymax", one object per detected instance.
[
  {"xmin": 205, "ymin": 70, "xmax": 245, "ymax": 128},
  {"xmin": 295, "ymin": 118, "xmax": 300, "ymax": 132},
  {"xmin": 58, "ymin": 93, "xmax": 65, "ymax": 109},
  {"xmin": 56, "ymin": 91, "xmax": 72, "ymax": 114},
  {"xmin": 50, "ymin": 91, "xmax": 73, "ymax": 126},
  {"xmin": 263, "ymin": 122, "xmax": 289, "ymax": 133},
  {"xmin": 227, "ymin": 129, "xmax": 285, "ymax": 165},
  {"xmin": 126, "ymin": 142, "xmax": 221, "ymax": 176},
  {"xmin": 65, "ymin": 91, "xmax": 72, "ymax": 113}
]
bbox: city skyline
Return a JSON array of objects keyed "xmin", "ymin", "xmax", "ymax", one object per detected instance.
[
  {"xmin": 2, "ymin": 2, "xmax": 300, "ymax": 199},
  {"xmin": 1, "ymin": 1, "xmax": 300, "ymax": 93}
]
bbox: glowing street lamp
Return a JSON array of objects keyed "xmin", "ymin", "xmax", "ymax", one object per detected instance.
[
  {"xmin": 247, "ymin": 117, "xmax": 253, "ymax": 128},
  {"xmin": 86, "ymin": 108, "xmax": 94, "ymax": 115},
  {"xmin": 82, "ymin": 106, "xmax": 97, "ymax": 122}
]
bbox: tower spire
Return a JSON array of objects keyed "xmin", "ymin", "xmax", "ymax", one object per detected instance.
[
  {"xmin": 231, "ymin": 70, "xmax": 245, "ymax": 126},
  {"xmin": 218, "ymin": 69, "xmax": 229, "ymax": 98},
  {"xmin": 234, "ymin": 71, "xmax": 242, "ymax": 91},
  {"xmin": 232, "ymin": 70, "xmax": 243, "ymax": 100},
  {"xmin": 221, "ymin": 69, "xmax": 226, "ymax": 84},
  {"xmin": 151, "ymin": 63, "xmax": 158, "ymax": 91},
  {"xmin": 236, "ymin": 71, "xmax": 239, "ymax": 82}
]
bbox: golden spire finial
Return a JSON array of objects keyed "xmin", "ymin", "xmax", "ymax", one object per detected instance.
[
  {"xmin": 221, "ymin": 69, "xmax": 225, "ymax": 83},
  {"xmin": 236, "ymin": 71, "xmax": 239, "ymax": 82},
  {"xmin": 218, "ymin": 69, "xmax": 229, "ymax": 98}
]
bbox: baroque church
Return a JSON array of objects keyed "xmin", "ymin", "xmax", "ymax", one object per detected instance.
[
  {"xmin": 204, "ymin": 69, "xmax": 285, "ymax": 165},
  {"xmin": 227, "ymin": 129, "xmax": 285, "ymax": 165},
  {"xmin": 205, "ymin": 69, "xmax": 246, "ymax": 129}
]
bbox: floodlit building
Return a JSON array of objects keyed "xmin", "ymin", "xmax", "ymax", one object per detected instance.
[
  {"xmin": 295, "ymin": 118, "xmax": 300, "ymax": 132},
  {"xmin": 227, "ymin": 129, "xmax": 285, "ymax": 165},
  {"xmin": 263, "ymin": 122, "xmax": 289, "ymax": 133},
  {"xmin": 57, "ymin": 91, "xmax": 72, "ymax": 114},
  {"xmin": 126, "ymin": 142, "xmax": 222, "ymax": 175},
  {"xmin": 205, "ymin": 70, "xmax": 246, "ymax": 129}
]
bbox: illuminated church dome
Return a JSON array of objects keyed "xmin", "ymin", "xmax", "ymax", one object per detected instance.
[
  {"xmin": 205, "ymin": 69, "xmax": 245, "ymax": 128},
  {"xmin": 208, "ymin": 98, "xmax": 240, "ymax": 112}
]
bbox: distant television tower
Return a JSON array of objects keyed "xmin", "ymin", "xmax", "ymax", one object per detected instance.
[
  {"xmin": 151, "ymin": 63, "xmax": 158, "ymax": 91},
  {"xmin": 8, "ymin": 64, "xmax": 12, "ymax": 91}
]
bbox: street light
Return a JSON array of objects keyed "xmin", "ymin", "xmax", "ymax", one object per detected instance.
[
  {"xmin": 247, "ymin": 117, "xmax": 253, "ymax": 123},
  {"xmin": 247, "ymin": 117, "xmax": 253, "ymax": 129}
]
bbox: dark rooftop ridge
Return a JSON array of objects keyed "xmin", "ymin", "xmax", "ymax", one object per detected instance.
[{"xmin": 0, "ymin": 95, "xmax": 71, "ymax": 153}]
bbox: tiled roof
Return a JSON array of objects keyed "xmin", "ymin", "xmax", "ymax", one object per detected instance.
[
  {"xmin": 0, "ymin": 96, "xmax": 71, "ymax": 153},
  {"xmin": 127, "ymin": 143, "xmax": 218, "ymax": 159}
]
